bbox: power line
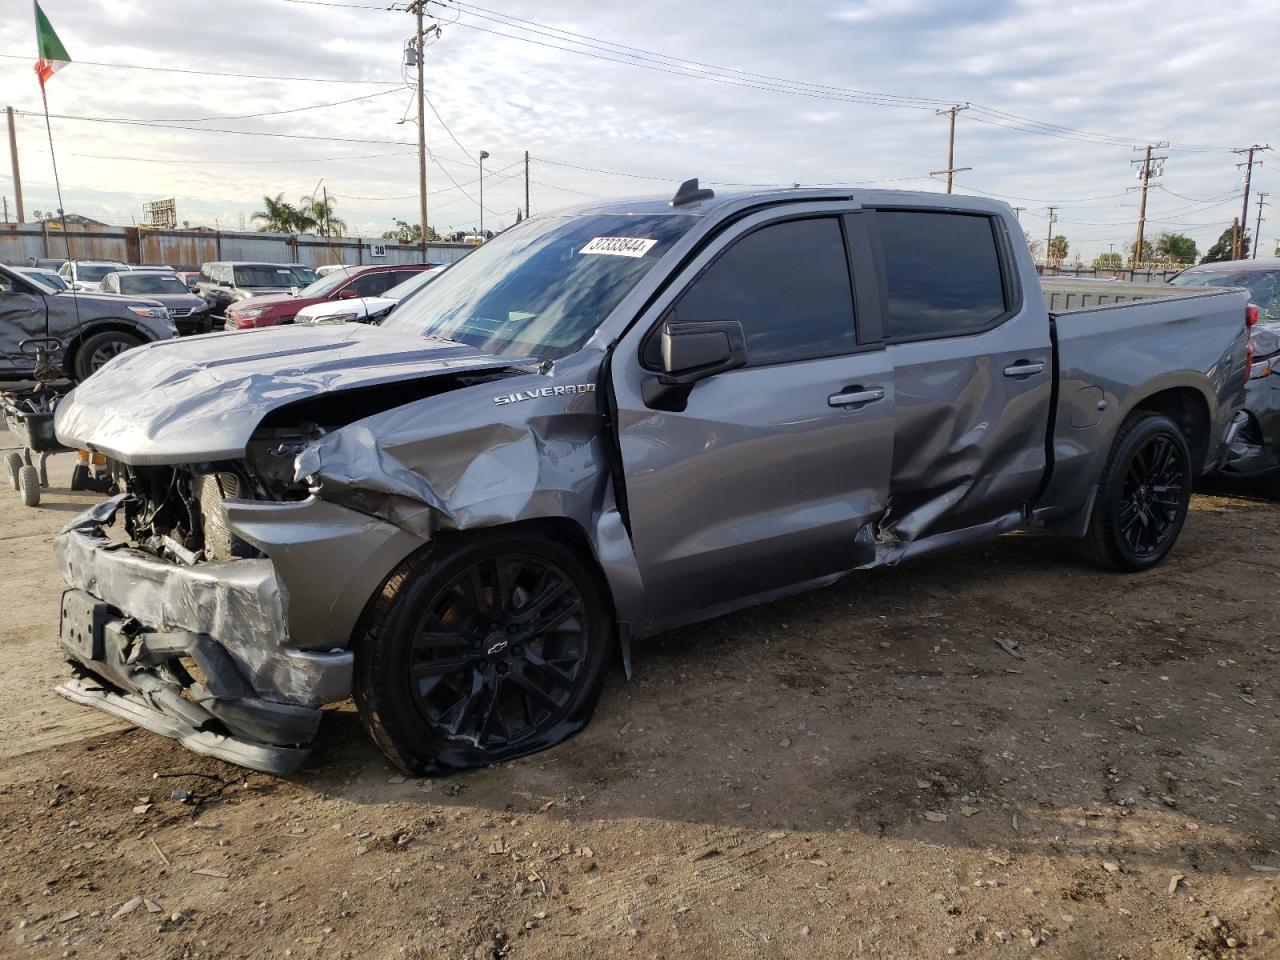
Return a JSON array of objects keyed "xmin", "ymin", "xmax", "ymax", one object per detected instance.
[{"xmin": 0, "ymin": 51, "xmax": 400, "ymax": 85}]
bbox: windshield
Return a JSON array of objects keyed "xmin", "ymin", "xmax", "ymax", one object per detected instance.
[
  {"xmin": 79, "ymin": 263, "xmax": 125, "ymax": 281},
  {"xmin": 19, "ymin": 270, "xmax": 62, "ymax": 293},
  {"xmin": 382, "ymin": 267, "xmax": 442, "ymax": 303},
  {"xmin": 1171, "ymin": 268, "xmax": 1280, "ymax": 321},
  {"xmin": 296, "ymin": 269, "xmax": 356, "ymax": 299},
  {"xmin": 382, "ymin": 213, "xmax": 696, "ymax": 358},
  {"xmin": 118, "ymin": 273, "xmax": 189, "ymax": 295},
  {"xmin": 234, "ymin": 265, "xmax": 315, "ymax": 288}
]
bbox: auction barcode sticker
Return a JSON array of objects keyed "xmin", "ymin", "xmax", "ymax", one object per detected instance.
[{"xmin": 580, "ymin": 236, "xmax": 657, "ymax": 258}]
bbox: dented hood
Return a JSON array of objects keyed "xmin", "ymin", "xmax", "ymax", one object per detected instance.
[{"xmin": 54, "ymin": 324, "xmax": 518, "ymax": 465}]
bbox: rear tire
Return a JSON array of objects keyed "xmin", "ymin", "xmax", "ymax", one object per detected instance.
[
  {"xmin": 5, "ymin": 452, "xmax": 22, "ymax": 491},
  {"xmin": 354, "ymin": 529, "xmax": 612, "ymax": 774},
  {"xmin": 18, "ymin": 465, "xmax": 40, "ymax": 507},
  {"xmin": 1070, "ymin": 412, "xmax": 1192, "ymax": 572},
  {"xmin": 74, "ymin": 330, "xmax": 143, "ymax": 380}
]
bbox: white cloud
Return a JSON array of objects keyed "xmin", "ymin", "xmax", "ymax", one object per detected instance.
[{"xmin": 0, "ymin": 0, "xmax": 1275, "ymax": 257}]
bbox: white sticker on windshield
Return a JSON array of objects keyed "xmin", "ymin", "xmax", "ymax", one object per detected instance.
[{"xmin": 580, "ymin": 236, "xmax": 657, "ymax": 258}]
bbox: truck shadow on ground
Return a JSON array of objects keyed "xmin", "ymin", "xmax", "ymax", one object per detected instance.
[{"xmin": 290, "ymin": 493, "xmax": 1280, "ymax": 882}]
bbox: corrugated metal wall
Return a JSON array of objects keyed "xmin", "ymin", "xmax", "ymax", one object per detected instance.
[{"xmin": 0, "ymin": 222, "xmax": 473, "ymax": 270}]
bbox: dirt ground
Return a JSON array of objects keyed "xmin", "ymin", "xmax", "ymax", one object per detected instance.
[{"xmin": 2, "ymin": 434, "xmax": 1279, "ymax": 960}]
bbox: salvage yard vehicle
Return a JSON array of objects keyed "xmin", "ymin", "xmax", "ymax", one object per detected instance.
[
  {"xmin": 1170, "ymin": 258, "xmax": 1280, "ymax": 495},
  {"xmin": 0, "ymin": 263, "xmax": 176, "ymax": 381},
  {"xmin": 194, "ymin": 261, "xmax": 318, "ymax": 326},
  {"xmin": 224, "ymin": 262, "xmax": 437, "ymax": 330},
  {"xmin": 293, "ymin": 264, "xmax": 447, "ymax": 326},
  {"xmin": 100, "ymin": 270, "xmax": 212, "ymax": 337},
  {"xmin": 52, "ymin": 183, "xmax": 1251, "ymax": 776},
  {"xmin": 57, "ymin": 259, "xmax": 130, "ymax": 293}
]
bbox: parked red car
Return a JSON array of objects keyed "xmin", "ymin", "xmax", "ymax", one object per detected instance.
[{"xmin": 224, "ymin": 263, "xmax": 438, "ymax": 329}]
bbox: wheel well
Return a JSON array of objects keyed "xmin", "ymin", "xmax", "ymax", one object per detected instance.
[
  {"xmin": 1132, "ymin": 387, "xmax": 1210, "ymax": 470},
  {"xmin": 62, "ymin": 321, "xmax": 146, "ymax": 376}
]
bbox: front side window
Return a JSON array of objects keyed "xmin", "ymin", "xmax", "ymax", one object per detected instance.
[
  {"xmin": 875, "ymin": 211, "xmax": 1008, "ymax": 339},
  {"xmin": 668, "ymin": 217, "xmax": 856, "ymax": 366},
  {"xmin": 351, "ymin": 272, "xmax": 398, "ymax": 297},
  {"xmin": 235, "ymin": 265, "xmax": 299, "ymax": 288}
]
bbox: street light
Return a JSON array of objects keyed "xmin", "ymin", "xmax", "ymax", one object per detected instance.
[{"xmin": 479, "ymin": 150, "xmax": 490, "ymax": 242}]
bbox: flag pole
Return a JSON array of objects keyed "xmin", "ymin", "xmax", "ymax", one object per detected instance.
[{"xmin": 38, "ymin": 83, "xmax": 72, "ymax": 266}]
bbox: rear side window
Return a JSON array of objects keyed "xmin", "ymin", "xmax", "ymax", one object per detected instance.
[
  {"xmin": 875, "ymin": 211, "xmax": 1008, "ymax": 340},
  {"xmin": 671, "ymin": 217, "xmax": 856, "ymax": 366},
  {"xmin": 351, "ymin": 272, "xmax": 398, "ymax": 297}
]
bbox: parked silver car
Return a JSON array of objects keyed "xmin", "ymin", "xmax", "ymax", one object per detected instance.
[{"xmin": 52, "ymin": 185, "xmax": 1250, "ymax": 775}]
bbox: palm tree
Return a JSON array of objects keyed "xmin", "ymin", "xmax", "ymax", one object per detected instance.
[
  {"xmin": 252, "ymin": 193, "xmax": 302, "ymax": 234},
  {"xmin": 302, "ymin": 196, "xmax": 345, "ymax": 237}
]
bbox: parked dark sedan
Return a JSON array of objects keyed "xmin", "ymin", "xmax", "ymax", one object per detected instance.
[
  {"xmin": 1171, "ymin": 258, "xmax": 1280, "ymax": 495},
  {"xmin": 100, "ymin": 270, "xmax": 212, "ymax": 336}
]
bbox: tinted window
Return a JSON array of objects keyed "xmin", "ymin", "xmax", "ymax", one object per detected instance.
[
  {"xmin": 876, "ymin": 211, "xmax": 1007, "ymax": 339},
  {"xmin": 352, "ymin": 272, "xmax": 398, "ymax": 297},
  {"xmin": 671, "ymin": 217, "xmax": 855, "ymax": 365},
  {"xmin": 119, "ymin": 274, "xmax": 189, "ymax": 295}
]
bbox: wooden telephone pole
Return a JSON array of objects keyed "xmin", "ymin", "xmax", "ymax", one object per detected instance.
[
  {"xmin": 932, "ymin": 104, "xmax": 971, "ymax": 194},
  {"xmin": 1255, "ymin": 192, "xmax": 1269, "ymax": 259},
  {"xmin": 6, "ymin": 106, "xmax": 23, "ymax": 223},
  {"xmin": 1234, "ymin": 145, "xmax": 1270, "ymax": 259},
  {"xmin": 1131, "ymin": 143, "xmax": 1167, "ymax": 267}
]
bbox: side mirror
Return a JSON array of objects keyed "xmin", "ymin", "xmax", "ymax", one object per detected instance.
[
  {"xmin": 643, "ymin": 319, "xmax": 747, "ymax": 412},
  {"xmin": 660, "ymin": 319, "xmax": 747, "ymax": 385},
  {"xmin": 336, "ymin": 289, "xmax": 357, "ymax": 300}
]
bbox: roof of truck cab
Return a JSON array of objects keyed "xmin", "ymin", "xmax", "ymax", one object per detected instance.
[{"xmin": 557, "ymin": 187, "xmax": 1013, "ymax": 219}]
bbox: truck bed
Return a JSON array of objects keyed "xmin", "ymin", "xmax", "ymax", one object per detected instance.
[
  {"xmin": 1036, "ymin": 287, "xmax": 1251, "ymax": 528},
  {"xmin": 1041, "ymin": 278, "xmax": 1226, "ymax": 312}
]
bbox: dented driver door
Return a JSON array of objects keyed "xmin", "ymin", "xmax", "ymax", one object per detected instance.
[{"xmin": 610, "ymin": 205, "xmax": 894, "ymax": 634}]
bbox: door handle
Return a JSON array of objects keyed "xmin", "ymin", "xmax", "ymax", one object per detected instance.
[
  {"xmin": 828, "ymin": 386, "xmax": 885, "ymax": 407},
  {"xmin": 1003, "ymin": 360, "xmax": 1046, "ymax": 378}
]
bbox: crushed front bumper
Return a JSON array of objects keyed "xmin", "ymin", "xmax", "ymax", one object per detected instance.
[{"xmin": 53, "ymin": 497, "xmax": 357, "ymax": 774}]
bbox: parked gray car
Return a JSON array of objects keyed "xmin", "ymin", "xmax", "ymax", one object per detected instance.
[
  {"xmin": 100, "ymin": 270, "xmax": 212, "ymax": 336},
  {"xmin": 51, "ymin": 185, "xmax": 1250, "ymax": 775},
  {"xmin": 0, "ymin": 263, "xmax": 176, "ymax": 381},
  {"xmin": 1170, "ymin": 258, "xmax": 1280, "ymax": 495}
]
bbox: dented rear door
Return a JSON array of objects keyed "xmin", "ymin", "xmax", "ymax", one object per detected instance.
[{"xmin": 867, "ymin": 207, "xmax": 1052, "ymax": 541}]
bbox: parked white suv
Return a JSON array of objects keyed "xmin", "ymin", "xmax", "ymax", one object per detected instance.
[{"xmin": 58, "ymin": 260, "xmax": 131, "ymax": 293}]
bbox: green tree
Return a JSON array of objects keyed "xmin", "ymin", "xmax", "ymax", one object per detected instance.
[
  {"xmin": 1048, "ymin": 235, "xmax": 1069, "ymax": 262},
  {"xmin": 1093, "ymin": 252, "xmax": 1122, "ymax": 269},
  {"xmin": 252, "ymin": 193, "xmax": 302, "ymax": 234},
  {"xmin": 1202, "ymin": 225, "xmax": 1250, "ymax": 263},
  {"xmin": 1155, "ymin": 232, "xmax": 1198, "ymax": 264},
  {"xmin": 302, "ymin": 196, "xmax": 345, "ymax": 237},
  {"xmin": 380, "ymin": 220, "xmax": 440, "ymax": 243},
  {"xmin": 1128, "ymin": 238, "xmax": 1154, "ymax": 265}
]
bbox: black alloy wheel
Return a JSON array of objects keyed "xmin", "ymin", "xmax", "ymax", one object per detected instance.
[
  {"xmin": 355, "ymin": 532, "xmax": 611, "ymax": 774},
  {"xmin": 1071, "ymin": 411, "xmax": 1193, "ymax": 572},
  {"xmin": 407, "ymin": 554, "xmax": 592, "ymax": 748},
  {"xmin": 1117, "ymin": 432, "xmax": 1187, "ymax": 558}
]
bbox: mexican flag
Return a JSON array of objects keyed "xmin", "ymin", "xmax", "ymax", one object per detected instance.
[{"xmin": 33, "ymin": 2, "xmax": 71, "ymax": 88}]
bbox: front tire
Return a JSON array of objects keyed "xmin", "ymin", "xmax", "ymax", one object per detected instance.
[
  {"xmin": 74, "ymin": 330, "xmax": 143, "ymax": 380},
  {"xmin": 354, "ymin": 530, "xmax": 612, "ymax": 774},
  {"xmin": 1071, "ymin": 412, "xmax": 1192, "ymax": 571}
]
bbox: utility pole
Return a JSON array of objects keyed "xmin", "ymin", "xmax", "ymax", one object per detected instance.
[
  {"xmin": 931, "ymin": 103, "xmax": 971, "ymax": 194},
  {"xmin": 478, "ymin": 150, "xmax": 489, "ymax": 240},
  {"xmin": 2, "ymin": 196, "xmax": 8, "ymax": 223},
  {"xmin": 6, "ymin": 106, "xmax": 23, "ymax": 223},
  {"xmin": 407, "ymin": 1, "xmax": 430, "ymax": 258},
  {"xmin": 1254, "ymin": 191, "xmax": 1269, "ymax": 259},
  {"xmin": 1130, "ymin": 143, "xmax": 1168, "ymax": 268},
  {"xmin": 1012, "ymin": 206, "xmax": 1025, "ymax": 221},
  {"xmin": 1234, "ymin": 144, "xmax": 1270, "ymax": 260},
  {"xmin": 1044, "ymin": 206, "xmax": 1057, "ymax": 270},
  {"xmin": 524, "ymin": 150, "xmax": 530, "ymax": 219}
]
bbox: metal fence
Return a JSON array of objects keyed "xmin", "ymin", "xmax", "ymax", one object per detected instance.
[{"xmin": 0, "ymin": 222, "xmax": 474, "ymax": 270}]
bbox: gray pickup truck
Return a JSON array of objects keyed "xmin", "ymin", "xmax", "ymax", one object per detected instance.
[
  {"xmin": 0, "ymin": 263, "xmax": 176, "ymax": 381},
  {"xmin": 51, "ymin": 184, "xmax": 1251, "ymax": 775}
]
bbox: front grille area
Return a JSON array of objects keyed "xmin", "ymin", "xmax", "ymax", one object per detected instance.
[{"xmin": 193, "ymin": 472, "xmax": 241, "ymax": 561}]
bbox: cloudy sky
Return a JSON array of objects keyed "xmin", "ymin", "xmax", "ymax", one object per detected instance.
[{"xmin": 0, "ymin": 0, "xmax": 1276, "ymax": 258}]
